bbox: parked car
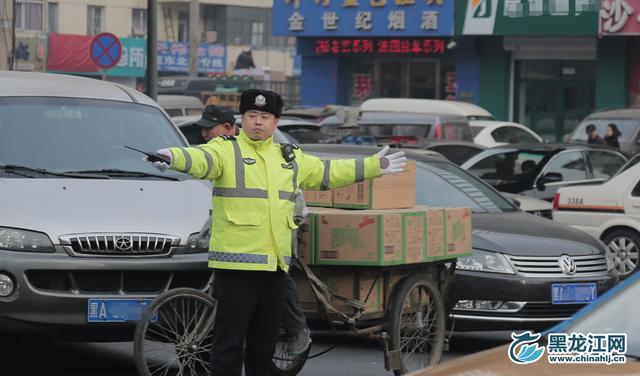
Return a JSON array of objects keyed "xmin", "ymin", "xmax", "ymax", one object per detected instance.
[
  {"xmin": 302, "ymin": 145, "xmax": 617, "ymax": 332},
  {"xmin": 461, "ymin": 144, "xmax": 628, "ymax": 201},
  {"xmin": 409, "ymin": 273, "xmax": 640, "ymax": 376},
  {"xmin": 157, "ymin": 94, "xmax": 203, "ymax": 120},
  {"xmin": 421, "ymin": 140, "xmax": 486, "ymax": 166},
  {"xmin": 0, "ymin": 72, "xmax": 212, "ymax": 340},
  {"xmin": 357, "ymin": 98, "xmax": 474, "ymax": 145},
  {"xmin": 553, "ymin": 155, "xmax": 640, "ymax": 278},
  {"xmin": 502, "ymin": 192, "xmax": 553, "ymax": 219},
  {"xmin": 567, "ymin": 108, "xmax": 640, "ymax": 155},
  {"xmin": 427, "ymin": 99, "xmax": 495, "ymax": 121},
  {"xmin": 471, "ymin": 120, "xmax": 543, "ymax": 148},
  {"xmin": 157, "ymin": 76, "xmax": 217, "ymax": 102},
  {"xmin": 277, "ymin": 116, "xmax": 327, "ymax": 144}
]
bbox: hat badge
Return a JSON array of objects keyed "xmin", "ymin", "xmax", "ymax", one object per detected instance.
[{"xmin": 254, "ymin": 95, "xmax": 267, "ymax": 107}]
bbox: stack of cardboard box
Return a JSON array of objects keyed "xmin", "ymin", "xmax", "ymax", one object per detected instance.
[{"xmin": 295, "ymin": 160, "xmax": 472, "ymax": 315}]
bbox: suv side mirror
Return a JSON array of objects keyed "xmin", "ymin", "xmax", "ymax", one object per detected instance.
[{"xmin": 536, "ymin": 172, "xmax": 563, "ymax": 191}]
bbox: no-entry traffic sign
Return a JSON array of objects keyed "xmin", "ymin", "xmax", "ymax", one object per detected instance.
[{"xmin": 90, "ymin": 33, "xmax": 122, "ymax": 70}]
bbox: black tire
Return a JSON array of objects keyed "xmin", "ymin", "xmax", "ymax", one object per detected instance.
[
  {"xmin": 271, "ymin": 334, "xmax": 310, "ymax": 376},
  {"xmin": 603, "ymin": 229, "xmax": 640, "ymax": 278},
  {"xmin": 387, "ymin": 274, "xmax": 446, "ymax": 375},
  {"xmin": 134, "ymin": 288, "xmax": 217, "ymax": 376}
]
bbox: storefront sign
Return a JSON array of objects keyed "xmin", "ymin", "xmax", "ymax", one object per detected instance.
[
  {"xmin": 456, "ymin": 0, "xmax": 599, "ymax": 35},
  {"xmin": 600, "ymin": 0, "xmax": 640, "ymax": 35},
  {"xmin": 112, "ymin": 38, "xmax": 146, "ymax": 77},
  {"xmin": 353, "ymin": 73, "xmax": 373, "ymax": 100},
  {"xmin": 314, "ymin": 38, "xmax": 446, "ymax": 54},
  {"xmin": 444, "ymin": 71, "xmax": 456, "ymax": 100},
  {"xmin": 157, "ymin": 42, "xmax": 226, "ymax": 73},
  {"xmin": 14, "ymin": 36, "xmax": 47, "ymax": 72},
  {"xmin": 273, "ymin": 0, "xmax": 454, "ymax": 36}
]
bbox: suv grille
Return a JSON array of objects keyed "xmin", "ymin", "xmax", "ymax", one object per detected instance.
[
  {"xmin": 60, "ymin": 233, "xmax": 179, "ymax": 256},
  {"xmin": 507, "ymin": 254, "xmax": 609, "ymax": 278}
]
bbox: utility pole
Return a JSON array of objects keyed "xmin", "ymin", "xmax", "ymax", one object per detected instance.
[
  {"xmin": 188, "ymin": 0, "xmax": 199, "ymax": 77},
  {"xmin": 146, "ymin": 0, "xmax": 158, "ymax": 100},
  {"xmin": 9, "ymin": 0, "xmax": 16, "ymax": 70}
]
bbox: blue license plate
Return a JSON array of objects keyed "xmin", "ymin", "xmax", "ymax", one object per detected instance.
[
  {"xmin": 87, "ymin": 298, "xmax": 156, "ymax": 323},
  {"xmin": 551, "ymin": 283, "xmax": 597, "ymax": 305}
]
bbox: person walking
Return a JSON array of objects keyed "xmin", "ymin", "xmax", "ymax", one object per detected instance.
[
  {"xmin": 605, "ymin": 123, "xmax": 621, "ymax": 149},
  {"xmin": 145, "ymin": 89, "xmax": 406, "ymax": 376}
]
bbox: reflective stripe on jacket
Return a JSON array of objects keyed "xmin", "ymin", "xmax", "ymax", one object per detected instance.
[{"xmin": 169, "ymin": 130, "xmax": 382, "ymax": 272}]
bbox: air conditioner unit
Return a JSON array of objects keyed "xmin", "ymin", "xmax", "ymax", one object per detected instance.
[{"xmin": 205, "ymin": 31, "xmax": 217, "ymax": 43}]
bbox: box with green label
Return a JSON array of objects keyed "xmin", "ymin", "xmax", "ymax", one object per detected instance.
[{"xmin": 445, "ymin": 207, "xmax": 472, "ymax": 257}]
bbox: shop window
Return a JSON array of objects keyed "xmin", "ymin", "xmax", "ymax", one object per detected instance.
[
  {"xmin": 47, "ymin": 2, "xmax": 58, "ymax": 33},
  {"xmin": 16, "ymin": 0, "xmax": 43, "ymax": 31},
  {"xmin": 251, "ymin": 21, "xmax": 264, "ymax": 47},
  {"xmin": 178, "ymin": 11, "xmax": 188, "ymax": 42},
  {"xmin": 132, "ymin": 9, "xmax": 147, "ymax": 37},
  {"xmin": 87, "ymin": 6, "xmax": 103, "ymax": 35}
]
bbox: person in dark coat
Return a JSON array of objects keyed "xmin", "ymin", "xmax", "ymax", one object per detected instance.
[
  {"xmin": 605, "ymin": 123, "xmax": 621, "ymax": 149},
  {"xmin": 586, "ymin": 124, "xmax": 605, "ymax": 145}
]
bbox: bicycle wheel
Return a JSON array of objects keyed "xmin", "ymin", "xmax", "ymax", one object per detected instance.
[
  {"xmin": 271, "ymin": 333, "xmax": 310, "ymax": 376},
  {"xmin": 387, "ymin": 274, "xmax": 446, "ymax": 375},
  {"xmin": 134, "ymin": 288, "xmax": 217, "ymax": 376}
]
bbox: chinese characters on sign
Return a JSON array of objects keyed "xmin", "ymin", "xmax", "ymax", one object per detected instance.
[
  {"xmin": 545, "ymin": 332, "xmax": 627, "ymax": 364},
  {"xmin": 600, "ymin": 0, "xmax": 640, "ymax": 34},
  {"xmin": 503, "ymin": 0, "xmax": 598, "ymax": 17},
  {"xmin": 275, "ymin": 0, "xmax": 454, "ymax": 36},
  {"xmin": 314, "ymin": 38, "xmax": 446, "ymax": 54},
  {"xmin": 353, "ymin": 73, "xmax": 373, "ymax": 100},
  {"xmin": 157, "ymin": 42, "xmax": 226, "ymax": 73}
]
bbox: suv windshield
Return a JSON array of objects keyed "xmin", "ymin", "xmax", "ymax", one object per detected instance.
[
  {"xmin": 570, "ymin": 119, "xmax": 640, "ymax": 143},
  {"xmin": 0, "ymin": 97, "xmax": 187, "ymax": 178},
  {"xmin": 416, "ymin": 161, "xmax": 517, "ymax": 213}
]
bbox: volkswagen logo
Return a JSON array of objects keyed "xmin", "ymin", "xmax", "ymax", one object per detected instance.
[
  {"xmin": 115, "ymin": 237, "xmax": 133, "ymax": 252},
  {"xmin": 558, "ymin": 255, "xmax": 577, "ymax": 276}
]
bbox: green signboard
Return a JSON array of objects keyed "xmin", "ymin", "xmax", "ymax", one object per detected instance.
[
  {"xmin": 455, "ymin": 0, "xmax": 599, "ymax": 35},
  {"xmin": 109, "ymin": 37, "xmax": 146, "ymax": 77}
]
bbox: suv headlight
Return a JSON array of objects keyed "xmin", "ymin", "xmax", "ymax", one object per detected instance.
[
  {"xmin": 0, "ymin": 227, "xmax": 54, "ymax": 253},
  {"xmin": 456, "ymin": 249, "xmax": 515, "ymax": 274},
  {"xmin": 185, "ymin": 232, "xmax": 209, "ymax": 254}
]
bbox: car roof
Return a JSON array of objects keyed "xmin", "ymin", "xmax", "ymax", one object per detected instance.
[
  {"xmin": 360, "ymin": 98, "xmax": 493, "ymax": 118},
  {"xmin": 277, "ymin": 117, "xmax": 321, "ymax": 127},
  {"xmin": 358, "ymin": 111, "xmax": 467, "ymax": 124},
  {"xmin": 469, "ymin": 120, "xmax": 529, "ymax": 128},
  {"xmin": 0, "ymin": 71, "xmax": 158, "ymax": 106},
  {"xmin": 585, "ymin": 108, "xmax": 640, "ymax": 119}
]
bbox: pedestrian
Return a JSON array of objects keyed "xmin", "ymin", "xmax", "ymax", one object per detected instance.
[
  {"xmin": 586, "ymin": 124, "xmax": 605, "ymax": 145},
  {"xmin": 605, "ymin": 123, "xmax": 621, "ymax": 149},
  {"xmin": 196, "ymin": 104, "xmax": 237, "ymax": 142},
  {"xmin": 145, "ymin": 89, "xmax": 406, "ymax": 376}
]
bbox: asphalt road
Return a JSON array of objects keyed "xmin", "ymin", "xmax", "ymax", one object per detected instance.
[{"xmin": 0, "ymin": 332, "xmax": 512, "ymax": 376}]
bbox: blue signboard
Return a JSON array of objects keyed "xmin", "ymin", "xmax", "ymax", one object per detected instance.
[
  {"xmin": 272, "ymin": 0, "xmax": 454, "ymax": 37},
  {"xmin": 157, "ymin": 41, "xmax": 226, "ymax": 73}
]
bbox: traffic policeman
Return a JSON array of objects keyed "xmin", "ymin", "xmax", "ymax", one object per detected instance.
[{"xmin": 146, "ymin": 89, "xmax": 406, "ymax": 376}]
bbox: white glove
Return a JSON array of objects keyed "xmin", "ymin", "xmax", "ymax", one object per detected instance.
[
  {"xmin": 376, "ymin": 146, "xmax": 407, "ymax": 175},
  {"xmin": 144, "ymin": 148, "xmax": 173, "ymax": 172}
]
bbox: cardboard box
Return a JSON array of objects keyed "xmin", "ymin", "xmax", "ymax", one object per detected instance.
[
  {"xmin": 445, "ymin": 208, "xmax": 472, "ymax": 257},
  {"xmin": 333, "ymin": 161, "xmax": 416, "ymax": 210},
  {"xmin": 318, "ymin": 270, "xmax": 383, "ymax": 314},
  {"xmin": 304, "ymin": 190, "xmax": 334, "ymax": 207},
  {"xmin": 296, "ymin": 216, "xmax": 314, "ymax": 265},
  {"xmin": 426, "ymin": 208, "xmax": 446, "ymax": 259},
  {"xmin": 314, "ymin": 208, "xmax": 404, "ymax": 266},
  {"xmin": 403, "ymin": 211, "xmax": 427, "ymax": 264},
  {"xmin": 294, "ymin": 274, "xmax": 318, "ymax": 313}
]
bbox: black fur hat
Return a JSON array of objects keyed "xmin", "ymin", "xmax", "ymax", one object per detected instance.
[{"xmin": 239, "ymin": 89, "xmax": 284, "ymax": 117}]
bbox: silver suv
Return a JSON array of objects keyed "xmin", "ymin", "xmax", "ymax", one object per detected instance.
[{"xmin": 0, "ymin": 72, "xmax": 211, "ymax": 340}]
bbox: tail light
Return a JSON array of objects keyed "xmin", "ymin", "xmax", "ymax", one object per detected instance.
[
  {"xmin": 434, "ymin": 124, "xmax": 442, "ymax": 139},
  {"xmin": 553, "ymin": 193, "xmax": 560, "ymax": 210},
  {"xmin": 390, "ymin": 136, "xmax": 418, "ymax": 145}
]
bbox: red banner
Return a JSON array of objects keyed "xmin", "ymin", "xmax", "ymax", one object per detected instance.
[{"xmin": 47, "ymin": 33, "xmax": 100, "ymax": 73}]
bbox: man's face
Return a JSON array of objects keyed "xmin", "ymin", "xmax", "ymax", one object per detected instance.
[
  {"xmin": 201, "ymin": 123, "xmax": 235, "ymax": 142},
  {"xmin": 241, "ymin": 110, "xmax": 278, "ymax": 141}
]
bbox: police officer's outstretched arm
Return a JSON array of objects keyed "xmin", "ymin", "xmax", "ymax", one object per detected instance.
[
  {"xmin": 146, "ymin": 139, "xmax": 226, "ymax": 180},
  {"xmin": 296, "ymin": 145, "xmax": 406, "ymax": 191}
]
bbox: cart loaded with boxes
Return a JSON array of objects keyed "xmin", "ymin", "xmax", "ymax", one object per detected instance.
[{"xmin": 133, "ymin": 161, "xmax": 472, "ymax": 376}]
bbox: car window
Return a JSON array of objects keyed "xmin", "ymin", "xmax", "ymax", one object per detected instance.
[
  {"xmin": 359, "ymin": 124, "xmax": 432, "ymax": 143},
  {"xmin": 570, "ymin": 119, "xmax": 640, "ymax": 143},
  {"xmin": 436, "ymin": 122, "xmax": 473, "ymax": 142},
  {"xmin": 415, "ymin": 161, "xmax": 517, "ymax": 213},
  {"xmin": 470, "ymin": 126, "xmax": 483, "ymax": 138},
  {"xmin": 0, "ymin": 97, "xmax": 186, "ymax": 176},
  {"xmin": 187, "ymin": 81, "xmax": 216, "ymax": 92},
  {"xmin": 545, "ymin": 151, "xmax": 587, "ymax": 182},
  {"xmin": 165, "ymin": 108, "xmax": 183, "ymax": 117},
  {"xmin": 617, "ymin": 154, "xmax": 640, "ymax": 176},
  {"xmin": 588, "ymin": 150, "xmax": 627, "ymax": 179},
  {"xmin": 467, "ymin": 151, "xmax": 547, "ymax": 186},
  {"xmin": 633, "ymin": 180, "xmax": 640, "ymax": 197},
  {"xmin": 179, "ymin": 123, "xmax": 206, "ymax": 144},
  {"xmin": 427, "ymin": 145, "xmax": 483, "ymax": 165},
  {"xmin": 491, "ymin": 126, "xmax": 540, "ymax": 144}
]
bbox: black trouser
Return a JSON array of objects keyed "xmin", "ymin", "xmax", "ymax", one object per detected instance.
[
  {"xmin": 282, "ymin": 270, "xmax": 307, "ymax": 337},
  {"xmin": 210, "ymin": 268, "xmax": 287, "ymax": 376}
]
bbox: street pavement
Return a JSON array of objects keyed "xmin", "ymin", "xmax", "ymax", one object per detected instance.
[{"xmin": 0, "ymin": 332, "xmax": 512, "ymax": 375}]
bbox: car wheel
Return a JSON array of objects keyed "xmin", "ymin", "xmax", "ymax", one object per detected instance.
[{"xmin": 603, "ymin": 229, "xmax": 640, "ymax": 278}]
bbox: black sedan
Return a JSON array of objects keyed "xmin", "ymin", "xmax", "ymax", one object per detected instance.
[
  {"xmin": 461, "ymin": 143, "xmax": 627, "ymax": 201},
  {"xmin": 301, "ymin": 145, "xmax": 618, "ymax": 332}
]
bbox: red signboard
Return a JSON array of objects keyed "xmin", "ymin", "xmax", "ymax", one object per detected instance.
[
  {"xmin": 47, "ymin": 33, "xmax": 100, "ymax": 73},
  {"xmin": 315, "ymin": 38, "xmax": 446, "ymax": 55}
]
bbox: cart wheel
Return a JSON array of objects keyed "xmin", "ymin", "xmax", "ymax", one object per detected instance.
[
  {"xmin": 134, "ymin": 288, "xmax": 217, "ymax": 376},
  {"xmin": 387, "ymin": 274, "xmax": 446, "ymax": 375},
  {"xmin": 271, "ymin": 332, "xmax": 310, "ymax": 376}
]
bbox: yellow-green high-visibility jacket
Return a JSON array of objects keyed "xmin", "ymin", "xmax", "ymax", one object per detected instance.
[{"xmin": 169, "ymin": 130, "xmax": 382, "ymax": 272}]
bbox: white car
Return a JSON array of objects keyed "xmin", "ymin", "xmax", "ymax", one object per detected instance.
[
  {"xmin": 553, "ymin": 155, "xmax": 640, "ymax": 277},
  {"xmin": 470, "ymin": 120, "xmax": 543, "ymax": 148}
]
